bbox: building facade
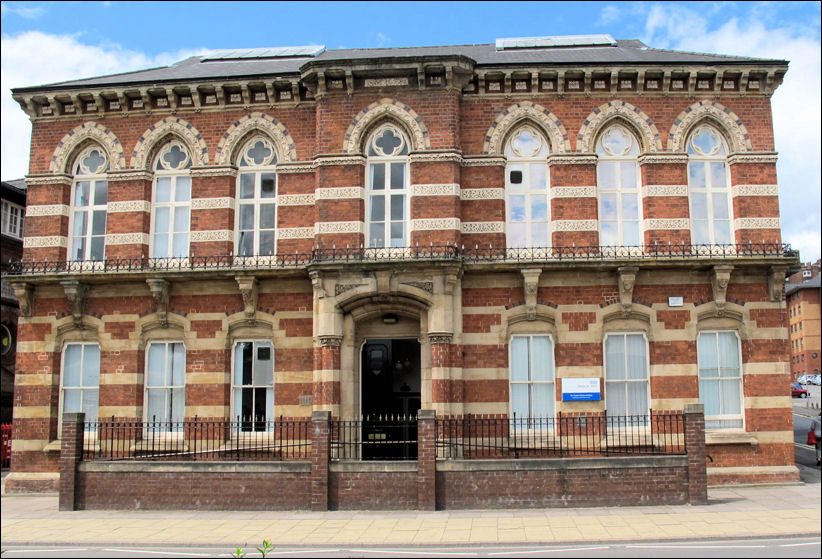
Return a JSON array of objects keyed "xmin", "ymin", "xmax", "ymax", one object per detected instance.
[
  {"xmin": 1, "ymin": 179, "xmax": 26, "ymax": 425},
  {"xmin": 787, "ymin": 274, "xmax": 821, "ymax": 380},
  {"xmin": 6, "ymin": 36, "xmax": 799, "ymax": 494}
]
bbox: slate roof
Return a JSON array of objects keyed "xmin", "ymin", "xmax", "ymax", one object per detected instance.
[
  {"xmin": 787, "ymin": 274, "xmax": 822, "ymax": 295},
  {"xmin": 13, "ymin": 39, "xmax": 787, "ymax": 93}
]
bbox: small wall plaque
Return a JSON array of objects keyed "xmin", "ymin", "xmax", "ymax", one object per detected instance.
[{"xmin": 668, "ymin": 296, "xmax": 684, "ymax": 307}]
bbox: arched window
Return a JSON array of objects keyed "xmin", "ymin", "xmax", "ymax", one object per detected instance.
[
  {"xmin": 69, "ymin": 146, "xmax": 109, "ymax": 261},
  {"xmin": 151, "ymin": 142, "xmax": 191, "ymax": 259},
  {"xmin": 366, "ymin": 124, "xmax": 409, "ymax": 248},
  {"xmin": 235, "ymin": 135, "xmax": 278, "ymax": 257},
  {"xmin": 596, "ymin": 125, "xmax": 641, "ymax": 247},
  {"xmin": 687, "ymin": 125, "xmax": 732, "ymax": 245},
  {"xmin": 505, "ymin": 126, "xmax": 549, "ymax": 248}
]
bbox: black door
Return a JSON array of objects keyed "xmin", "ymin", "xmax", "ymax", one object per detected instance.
[{"xmin": 361, "ymin": 339, "xmax": 421, "ymax": 459}]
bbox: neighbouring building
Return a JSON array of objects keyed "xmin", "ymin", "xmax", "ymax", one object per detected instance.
[
  {"xmin": 4, "ymin": 34, "xmax": 801, "ymax": 504},
  {"xmin": 787, "ymin": 273, "xmax": 821, "ymax": 380},
  {"xmin": 1, "ymin": 179, "xmax": 27, "ymax": 424}
]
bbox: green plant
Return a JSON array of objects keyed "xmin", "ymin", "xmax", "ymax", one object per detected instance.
[
  {"xmin": 257, "ymin": 539, "xmax": 275, "ymax": 557},
  {"xmin": 231, "ymin": 546, "xmax": 246, "ymax": 558}
]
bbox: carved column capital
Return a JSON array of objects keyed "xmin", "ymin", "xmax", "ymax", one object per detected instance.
[
  {"xmin": 521, "ymin": 268, "xmax": 542, "ymax": 321},
  {"xmin": 711, "ymin": 265, "xmax": 734, "ymax": 314},
  {"xmin": 146, "ymin": 278, "xmax": 170, "ymax": 326},
  {"xmin": 428, "ymin": 333, "xmax": 453, "ymax": 344},
  {"xmin": 60, "ymin": 280, "xmax": 88, "ymax": 328},
  {"xmin": 235, "ymin": 275, "xmax": 259, "ymax": 318},
  {"xmin": 316, "ymin": 335, "xmax": 343, "ymax": 347},
  {"xmin": 617, "ymin": 266, "xmax": 639, "ymax": 314},
  {"xmin": 10, "ymin": 282, "xmax": 34, "ymax": 317}
]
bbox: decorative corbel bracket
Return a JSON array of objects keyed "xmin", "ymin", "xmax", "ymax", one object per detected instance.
[
  {"xmin": 711, "ymin": 265, "xmax": 734, "ymax": 315},
  {"xmin": 617, "ymin": 266, "xmax": 639, "ymax": 316},
  {"xmin": 60, "ymin": 280, "xmax": 88, "ymax": 328},
  {"xmin": 521, "ymin": 268, "xmax": 542, "ymax": 321},
  {"xmin": 146, "ymin": 278, "xmax": 170, "ymax": 327},
  {"xmin": 235, "ymin": 275, "xmax": 259, "ymax": 319},
  {"xmin": 309, "ymin": 270, "xmax": 326, "ymax": 299},
  {"xmin": 10, "ymin": 282, "xmax": 34, "ymax": 317},
  {"xmin": 768, "ymin": 266, "xmax": 789, "ymax": 302}
]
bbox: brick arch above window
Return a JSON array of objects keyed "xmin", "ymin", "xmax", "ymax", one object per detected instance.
[
  {"xmin": 50, "ymin": 121, "xmax": 126, "ymax": 174},
  {"xmin": 343, "ymin": 98, "xmax": 430, "ymax": 154},
  {"xmin": 577, "ymin": 100, "xmax": 663, "ymax": 153},
  {"xmin": 483, "ymin": 102, "xmax": 571, "ymax": 155},
  {"xmin": 130, "ymin": 117, "xmax": 209, "ymax": 170},
  {"xmin": 214, "ymin": 112, "xmax": 297, "ymax": 165},
  {"xmin": 668, "ymin": 101, "xmax": 753, "ymax": 153}
]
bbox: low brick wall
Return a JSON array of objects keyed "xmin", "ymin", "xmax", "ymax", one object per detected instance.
[
  {"xmin": 329, "ymin": 462, "xmax": 418, "ymax": 510},
  {"xmin": 436, "ymin": 457, "xmax": 690, "ymax": 509},
  {"xmin": 76, "ymin": 462, "xmax": 311, "ymax": 510}
]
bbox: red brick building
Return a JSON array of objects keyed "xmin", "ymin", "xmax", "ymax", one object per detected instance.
[{"xmin": 5, "ymin": 35, "xmax": 800, "ymax": 497}]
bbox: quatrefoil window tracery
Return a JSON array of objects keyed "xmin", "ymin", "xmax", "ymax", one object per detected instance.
[
  {"xmin": 504, "ymin": 126, "xmax": 549, "ymax": 159},
  {"xmin": 687, "ymin": 125, "xmax": 728, "ymax": 157},
  {"xmin": 74, "ymin": 146, "xmax": 109, "ymax": 176},
  {"xmin": 366, "ymin": 124, "xmax": 409, "ymax": 157},
  {"xmin": 596, "ymin": 125, "xmax": 639, "ymax": 157},
  {"xmin": 154, "ymin": 142, "xmax": 192, "ymax": 171},
  {"xmin": 238, "ymin": 136, "xmax": 277, "ymax": 167}
]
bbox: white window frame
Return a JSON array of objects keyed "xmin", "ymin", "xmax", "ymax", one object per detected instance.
[
  {"xmin": 234, "ymin": 136, "xmax": 278, "ymax": 258},
  {"xmin": 603, "ymin": 332, "xmax": 651, "ymax": 427},
  {"xmin": 150, "ymin": 142, "xmax": 191, "ymax": 260},
  {"xmin": 59, "ymin": 342, "xmax": 100, "ymax": 432},
  {"xmin": 596, "ymin": 125, "xmax": 642, "ymax": 248},
  {"xmin": 366, "ymin": 124, "xmax": 410, "ymax": 248},
  {"xmin": 697, "ymin": 330, "xmax": 745, "ymax": 431},
  {"xmin": 143, "ymin": 341, "xmax": 186, "ymax": 432},
  {"xmin": 504, "ymin": 126, "xmax": 550, "ymax": 249},
  {"xmin": 68, "ymin": 146, "xmax": 109, "ymax": 262},
  {"xmin": 1, "ymin": 200, "xmax": 24, "ymax": 239},
  {"xmin": 508, "ymin": 334, "xmax": 556, "ymax": 420},
  {"xmin": 231, "ymin": 340, "xmax": 275, "ymax": 432},
  {"xmin": 687, "ymin": 125, "xmax": 734, "ymax": 246}
]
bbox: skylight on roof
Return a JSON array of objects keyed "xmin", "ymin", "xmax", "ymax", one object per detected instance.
[
  {"xmin": 203, "ymin": 45, "xmax": 326, "ymax": 61},
  {"xmin": 495, "ymin": 35, "xmax": 616, "ymax": 50}
]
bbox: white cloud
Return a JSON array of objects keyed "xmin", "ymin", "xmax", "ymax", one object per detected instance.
[
  {"xmin": 597, "ymin": 5, "xmax": 621, "ymax": 26},
  {"xmin": 375, "ymin": 32, "xmax": 390, "ymax": 47},
  {"xmin": 1, "ymin": 31, "xmax": 207, "ymax": 181},
  {"xmin": 640, "ymin": 4, "xmax": 821, "ymax": 262},
  {"xmin": 0, "ymin": 2, "xmax": 45, "ymax": 19}
]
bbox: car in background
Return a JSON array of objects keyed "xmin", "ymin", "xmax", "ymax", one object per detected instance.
[
  {"xmin": 791, "ymin": 382, "xmax": 809, "ymax": 398},
  {"xmin": 810, "ymin": 374, "xmax": 822, "ymax": 386},
  {"xmin": 797, "ymin": 374, "xmax": 812, "ymax": 385}
]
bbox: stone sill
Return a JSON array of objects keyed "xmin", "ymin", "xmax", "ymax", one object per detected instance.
[{"xmin": 705, "ymin": 431, "xmax": 759, "ymax": 446}]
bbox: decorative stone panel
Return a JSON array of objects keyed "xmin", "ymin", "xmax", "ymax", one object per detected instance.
[
  {"xmin": 316, "ymin": 187, "xmax": 364, "ymax": 200},
  {"xmin": 107, "ymin": 201, "xmax": 151, "ymax": 213},
  {"xmin": 731, "ymin": 185, "xmax": 779, "ymax": 197},
  {"xmin": 410, "ymin": 218, "xmax": 460, "ymax": 231},
  {"xmin": 734, "ymin": 218, "xmax": 780, "ymax": 230},
  {"xmin": 461, "ymin": 188, "xmax": 504, "ymax": 200},
  {"xmin": 411, "ymin": 184, "xmax": 460, "ymax": 197},
  {"xmin": 550, "ymin": 187, "xmax": 597, "ymax": 199},
  {"xmin": 191, "ymin": 198, "xmax": 235, "ymax": 210},
  {"xmin": 23, "ymin": 236, "xmax": 67, "ymax": 248},
  {"xmin": 105, "ymin": 233, "xmax": 149, "ymax": 245},
  {"xmin": 644, "ymin": 185, "xmax": 688, "ymax": 197},
  {"xmin": 553, "ymin": 220, "xmax": 598, "ymax": 232},
  {"xmin": 644, "ymin": 219, "xmax": 690, "ymax": 230},
  {"xmin": 461, "ymin": 222, "xmax": 504, "ymax": 234},
  {"xmin": 25, "ymin": 204, "xmax": 69, "ymax": 217},
  {"xmin": 190, "ymin": 230, "xmax": 233, "ymax": 242}
]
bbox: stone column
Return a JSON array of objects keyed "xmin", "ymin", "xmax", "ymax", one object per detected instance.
[
  {"xmin": 684, "ymin": 403, "xmax": 708, "ymax": 505},
  {"xmin": 310, "ymin": 410, "xmax": 331, "ymax": 511},
  {"xmin": 416, "ymin": 409, "xmax": 437, "ymax": 511},
  {"xmin": 58, "ymin": 412, "xmax": 85, "ymax": 511}
]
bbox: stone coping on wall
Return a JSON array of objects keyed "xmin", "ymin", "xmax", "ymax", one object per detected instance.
[
  {"xmin": 436, "ymin": 455, "xmax": 688, "ymax": 471},
  {"xmin": 330, "ymin": 461, "xmax": 418, "ymax": 473},
  {"xmin": 78, "ymin": 461, "xmax": 310, "ymax": 474}
]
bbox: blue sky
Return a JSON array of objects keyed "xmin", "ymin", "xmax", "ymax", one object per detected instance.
[{"xmin": 1, "ymin": 1, "xmax": 820, "ymax": 261}]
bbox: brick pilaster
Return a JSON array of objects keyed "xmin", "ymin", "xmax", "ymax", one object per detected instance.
[
  {"xmin": 684, "ymin": 403, "xmax": 708, "ymax": 505},
  {"xmin": 58, "ymin": 412, "xmax": 85, "ymax": 511},
  {"xmin": 310, "ymin": 410, "xmax": 331, "ymax": 511},
  {"xmin": 417, "ymin": 409, "xmax": 436, "ymax": 511}
]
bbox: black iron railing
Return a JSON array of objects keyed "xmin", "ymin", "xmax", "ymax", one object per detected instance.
[
  {"xmin": 332, "ymin": 414, "xmax": 418, "ymax": 461},
  {"xmin": 5, "ymin": 243, "xmax": 795, "ymax": 276},
  {"xmin": 435, "ymin": 412, "xmax": 686, "ymax": 459},
  {"xmin": 82, "ymin": 416, "xmax": 311, "ymax": 461}
]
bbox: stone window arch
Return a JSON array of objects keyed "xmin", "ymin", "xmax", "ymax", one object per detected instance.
[
  {"xmin": 130, "ymin": 117, "xmax": 208, "ymax": 170},
  {"xmin": 483, "ymin": 102, "xmax": 571, "ymax": 155},
  {"xmin": 235, "ymin": 134, "xmax": 279, "ymax": 257},
  {"xmin": 344, "ymin": 99, "xmax": 430, "ymax": 154},
  {"xmin": 686, "ymin": 124, "xmax": 733, "ymax": 245},
  {"xmin": 50, "ymin": 122, "xmax": 126, "ymax": 174},
  {"xmin": 68, "ymin": 144, "xmax": 109, "ymax": 261},
  {"xmin": 215, "ymin": 113, "xmax": 297, "ymax": 165},
  {"xmin": 576, "ymin": 100, "xmax": 662, "ymax": 153},
  {"xmin": 667, "ymin": 101, "xmax": 752, "ymax": 153},
  {"xmin": 504, "ymin": 124, "xmax": 550, "ymax": 248},
  {"xmin": 365, "ymin": 123, "xmax": 410, "ymax": 248},
  {"xmin": 595, "ymin": 124, "xmax": 642, "ymax": 247}
]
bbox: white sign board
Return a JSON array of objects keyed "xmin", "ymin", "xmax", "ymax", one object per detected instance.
[{"xmin": 561, "ymin": 378, "xmax": 601, "ymax": 401}]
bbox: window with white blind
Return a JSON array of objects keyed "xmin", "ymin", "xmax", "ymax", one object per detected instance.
[
  {"xmin": 144, "ymin": 342, "xmax": 186, "ymax": 429},
  {"xmin": 1, "ymin": 200, "xmax": 24, "ymax": 239},
  {"xmin": 604, "ymin": 333, "xmax": 650, "ymax": 425},
  {"xmin": 151, "ymin": 142, "xmax": 191, "ymax": 259},
  {"xmin": 509, "ymin": 335, "xmax": 555, "ymax": 418},
  {"xmin": 698, "ymin": 331, "xmax": 743, "ymax": 430},
  {"xmin": 366, "ymin": 124, "xmax": 409, "ymax": 248},
  {"xmin": 235, "ymin": 136, "xmax": 278, "ymax": 257},
  {"xmin": 232, "ymin": 340, "xmax": 274, "ymax": 431},
  {"xmin": 596, "ymin": 125, "xmax": 641, "ymax": 247},
  {"xmin": 687, "ymin": 125, "xmax": 732, "ymax": 245},
  {"xmin": 60, "ymin": 343, "xmax": 100, "ymax": 425},
  {"xmin": 505, "ymin": 126, "xmax": 550, "ymax": 248},
  {"xmin": 69, "ymin": 146, "xmax": 108, "ymax": 261}
]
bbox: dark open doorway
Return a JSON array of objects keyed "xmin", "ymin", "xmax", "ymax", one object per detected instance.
[{"xmin": 361, "ymin": 338, "xmax": 421, "ymax": 459}]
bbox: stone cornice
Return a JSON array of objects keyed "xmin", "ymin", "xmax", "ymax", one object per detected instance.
[
  {"xmin": 189, "ymin": 165, "xmax": 238, "ymax": 178},
  {"xmin": 461, "ymin": 156, "xmax": 506, "ymax": 167},
  {"xmin": 409, "ymin": 150, "xmax": 463, "ymax": 164},
  {"xmin": 548, "ymin": 154, "xmax": 597, "ymax": 166},
  {"xmin": 314, "ymin": 154, "xmax": 366, "ymax": 167},
  {"xmin": 638, "ymin": 153, "xmax": 689, "ymax": 165},
  {"xmin": 727, "ymin": 152, "xmax": 778, "ymax": 165},
  {"xmin": 25, "ymin": 174, "xmax": 72, "ymax": 187},
  {"xmin": 107, "ymin": 170, "xmax": 153, "ymax": 182}
]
